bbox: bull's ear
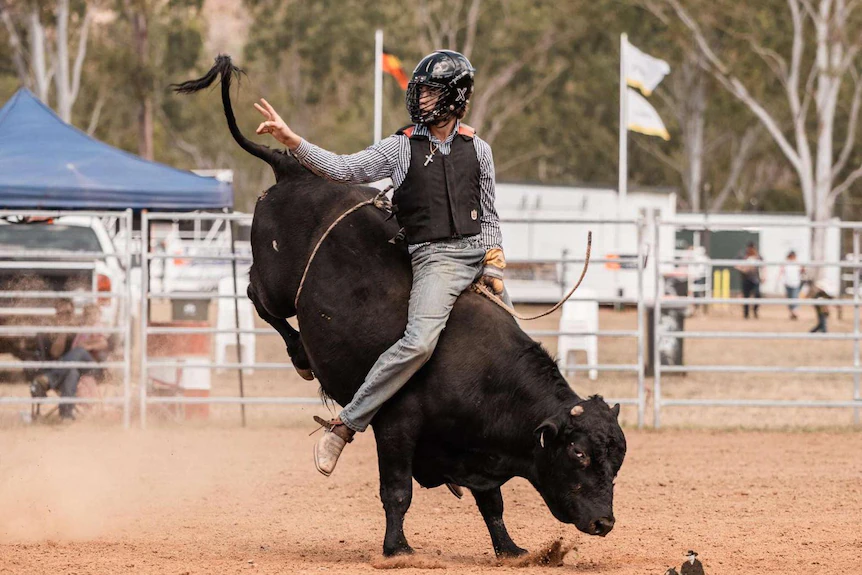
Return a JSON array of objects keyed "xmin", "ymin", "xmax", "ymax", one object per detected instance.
[
  {"xmin": 611, "ymin": 403, "xmax": 621, "ymax": 418},
  {"xmin": 534, "ymin": 418, "xmax": 560, "ymax": 448}
]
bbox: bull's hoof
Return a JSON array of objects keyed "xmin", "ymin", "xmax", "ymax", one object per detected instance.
[
  {"xmin": 382, "ymin": 543, "xmax": 414, "ymax": 557},
  {"xmin": 295, "ymin": 367, "xmax": 315, "ymax": 381},
  {"xmin": 496, "ymin": 545, "xmax": 528, "ymax": 559},
  {"xmin": 445, "ymin": 483, "xmax": 463, "ymax": 499}
]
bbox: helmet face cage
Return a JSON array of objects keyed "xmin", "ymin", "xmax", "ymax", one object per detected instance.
[
  {"xmin": 406, "ymin": 51, "xmax": 474, "ymax": 126},
  {"xmin": 406, "ymin": 81, "xmax": 451, "ymax": 125}
]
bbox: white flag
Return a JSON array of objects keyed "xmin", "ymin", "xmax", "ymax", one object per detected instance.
[
  {"xmin": 627, "ymin": 88, "xmax": 670, "ymax": 140},
  {"xmin": 624, "ymin": 41, "xmax": 670, "ymax": 96}
]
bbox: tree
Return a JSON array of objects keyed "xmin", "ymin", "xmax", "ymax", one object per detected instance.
[
  {"xmin": 659, "ymin": 0, "xmax": 862, "ymax": 265},
  {"xmin": 109, "ymin": 0, "xmax": 203, "ymax": 160},
  {"xmin": 0, "ymin": 0, "xmax": 94, "ymax": 122},
  {"xmin": 121, "ymin": 0, "xmax": 154, "ymax": 159},
  {"xmin": 633, "ymin": 47, "xmax": 764, "ymax": 212},
  {"xmin": 410, "ymin": 0, "xmax": 570, "ymax": 145}
]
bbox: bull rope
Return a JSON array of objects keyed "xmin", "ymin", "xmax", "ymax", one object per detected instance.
[
  {"xmin": 294, "ymin": 189, "xmax": 592, "ymax": 321},
  {"xmin": 294, "ymin": 189, "xmax": 394, "ymax": 310},
  {"xmin": 471, "ymin": 231, "xmax": 591, "ymax": 321}
]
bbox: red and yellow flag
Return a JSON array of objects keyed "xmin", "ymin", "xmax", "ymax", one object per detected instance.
[{"xmin": 382, "ymin": 53, "xmax": 409, "ymax": 90}]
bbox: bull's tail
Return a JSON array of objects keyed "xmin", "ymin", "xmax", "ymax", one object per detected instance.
[{"xmin": 172, "ymin": 54, "xmax": 285, "ymax": 170}]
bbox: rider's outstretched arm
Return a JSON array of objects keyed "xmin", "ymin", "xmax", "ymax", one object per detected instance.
[
  {"xmin": 254, "ymin": 97, "xmax": 402, "ymax": 184},
  {"xmin": 292, "ymin": 136, "xmax": 405, "ymax": 184}
]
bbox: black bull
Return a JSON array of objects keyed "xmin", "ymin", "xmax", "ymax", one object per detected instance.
[{"xmin": 175, "ymin": 56, "xmax": 626, "ymax": 558}]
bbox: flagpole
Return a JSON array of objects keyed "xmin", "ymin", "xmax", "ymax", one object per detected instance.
[
  {"xmin": 619, "ymin": 33, "xmax": 628, "ymax": 207},
  {"xmin": 374, "ymin": 29, "xmax": 384, "ymax": 144},
  {"xmin": 615, "ymin": 32, "xmax": 628, "ymax": 294}
]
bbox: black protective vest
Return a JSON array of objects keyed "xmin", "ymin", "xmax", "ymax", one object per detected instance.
[{"xmin": 392, "ymin": 125, "xmax": 482, "ymax": 244}]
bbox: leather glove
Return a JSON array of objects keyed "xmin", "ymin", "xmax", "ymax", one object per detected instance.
[{"xmin": 481, "ymin": 248, "xmax": 506, "ymax": 296}]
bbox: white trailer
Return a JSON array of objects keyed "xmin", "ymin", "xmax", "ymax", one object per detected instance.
[{"xmin": 495, "ymin": 183, "xmax": 677, "ymax": 303}]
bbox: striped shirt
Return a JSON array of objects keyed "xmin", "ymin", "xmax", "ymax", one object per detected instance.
[{"xmin": 292, "ymin": 121, "xmax": 503, "ymax": 251}]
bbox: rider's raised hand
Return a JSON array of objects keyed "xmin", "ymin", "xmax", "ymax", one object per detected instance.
[{"xmin": 254, "ymin": 98, "xmax": 301, "ymax": 149}]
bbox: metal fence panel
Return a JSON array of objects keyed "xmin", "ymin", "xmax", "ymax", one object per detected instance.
[
  {"xmin": 653, "ymin": 217, "xmax": 862, "ymax": 427},
  {"xmin": 139, "ymin": 212, "xmax": 648, "ymax": 428},
  {"xmin": 0, "ymin": 209, "xmax": 134, "ymax": 427}
]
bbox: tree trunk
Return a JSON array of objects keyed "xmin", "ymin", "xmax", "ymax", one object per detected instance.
[
  {"xmin": 0, "ymin": 2, "xmax": 30, "ymax": 85},
  {"xmin": 27, "ymin": 7, "xmax": 50, "ymax": 103},
  {"xmin": 133, "ymin": 12, "xmax": 154, "ymax": 160},
  {"xmin": 682, "ymin": 67, "xmax": 706, "ymax": 211},
  {"xmin": 54, "ymin": 0, "xmax": 72, "ymax": 122}
]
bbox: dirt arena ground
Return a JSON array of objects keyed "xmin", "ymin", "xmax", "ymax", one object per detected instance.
[
  {"xmin": 1, "ymin": 421, "xmax": 860, "ymax": 574},
  {"xmin": 1, "ymin": 303, "xmax": 861, "ymax": 573}
]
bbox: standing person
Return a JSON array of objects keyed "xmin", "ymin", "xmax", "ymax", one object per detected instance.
[
  {"xmin": 682, "ymin": 245, "xmax": 708, "ymax": 309},
  {"xmin": 809, "ymin": 279, "xmax": 834, "ymax": 333},
  {"xmin": 735, "ymin": 242, "xmax": 763, "ymax": 319},
  {"xmin": 776, "ymin": 250, "xmax": 804, "ymax": 320},
  {"xmin": 253, "ymin": 50, "xmax": 507, "ymax": 476}
]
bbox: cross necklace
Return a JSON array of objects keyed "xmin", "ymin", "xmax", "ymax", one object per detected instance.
[{"xmin": 424, "ymin": 141, "xmax": 440, "ymax": 167}]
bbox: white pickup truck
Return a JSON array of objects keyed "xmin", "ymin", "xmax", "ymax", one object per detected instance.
[{"xmin": 0, "ymin": 216, "xmax": 125, "ymax": 361}]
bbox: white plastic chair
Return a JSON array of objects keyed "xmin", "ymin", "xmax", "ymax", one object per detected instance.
[
  {"xmin": 215, "ymin": 275, "xmax": 256, "ymax": 374},
  {"xmin": 557, "ymin": 288, "xmax": 598, "ymax": 380}
]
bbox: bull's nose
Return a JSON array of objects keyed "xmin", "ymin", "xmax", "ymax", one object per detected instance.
[{"xmin": 589, "ymin": 516, "xmax": 615, "ymax": 537}]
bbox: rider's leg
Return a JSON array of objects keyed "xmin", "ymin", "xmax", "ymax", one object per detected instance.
[{"xmin": 314, "ymin": 237, "xmax": 485, "ymax": 475}]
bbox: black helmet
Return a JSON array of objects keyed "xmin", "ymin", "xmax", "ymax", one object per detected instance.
[{"xmin": 406, "ymin": 50, "xmax": 475, "ymax": 126}]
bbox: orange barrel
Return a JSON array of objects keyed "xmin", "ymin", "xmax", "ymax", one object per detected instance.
[{"xmin": 147, "ymin": 321, "xmax": 212, "ymax": 420}]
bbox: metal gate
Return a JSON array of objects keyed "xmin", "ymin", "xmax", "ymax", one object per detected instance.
[
  {"xmin": 503, "ymin": 215, "xmax": 648, "ymax": 427},
  {"xmin": 0, "ymin": 209, "xmax": 134, "ymax": 427},
  {"xmin": 138, "ymin": 211, "xmax": 319, "ymax": 428},
  {"xmin": 652, "ymin": 217, "xmax": 862, "ymax": 427}
]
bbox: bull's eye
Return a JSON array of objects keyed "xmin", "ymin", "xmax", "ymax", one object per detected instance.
[{"xmin": 568, "ymin": 444, "xmax": 590, "ymax": 466}]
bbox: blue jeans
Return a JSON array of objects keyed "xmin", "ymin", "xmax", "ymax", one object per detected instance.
[
  {"xmin": 340, "ymin": 236, "xmax": 503, "ymax": 432},
  {"xmin": 46, "ymin": 347, "xmax": 94, "ymax": 419},
  {"xmin": 785, "ymin": 285, "xmax": 801, "ymax": 312}
]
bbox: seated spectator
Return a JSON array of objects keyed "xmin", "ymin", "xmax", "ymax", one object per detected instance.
[
  {"xmin": 32, "ymin": 300, "xmax": 106, "ymax": 420},
  {"xmin": 72, "ymin": 304, "xmax": 111, "ymax": 362},
  {"xmin": 71, "ymin": 304, "xmax": 112, "ymax": 400}
]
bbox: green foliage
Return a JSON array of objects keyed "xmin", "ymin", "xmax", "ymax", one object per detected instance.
[{"xmin": 1, "ymin": 0, "xmax": 862, "ymax": 214}]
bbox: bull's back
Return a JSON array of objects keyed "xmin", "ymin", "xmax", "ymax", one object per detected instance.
[
  {"xmin": 253, "ymin": 174, "xmax": 536, "ymax": 431},
  {"xmin": 285, "ymin": 189, "xmax": 413, "ymax": 406},
  {"xmin": 249, "ymin": 176, "xmax": 395, "ymax": 318}
]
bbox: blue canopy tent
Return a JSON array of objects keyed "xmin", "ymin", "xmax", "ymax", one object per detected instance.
[{"xmin": 0, "ymin": 88, "xmax": 232, "ymax": 210}]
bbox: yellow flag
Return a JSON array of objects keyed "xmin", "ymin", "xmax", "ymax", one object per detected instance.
[{"xmin": 627, "ymin": 88, "xmax": 670, "ymax": 140}]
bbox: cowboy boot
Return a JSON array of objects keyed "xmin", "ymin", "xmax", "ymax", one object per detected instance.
[{"xmin": 313, "ymin": 416, "xmax": 355, "ymax": 476}]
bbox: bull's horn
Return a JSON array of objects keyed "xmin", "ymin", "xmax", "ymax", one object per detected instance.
[{"xmin": 570, "ymin": 405, "xmax": 584, "ymax": 416}]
